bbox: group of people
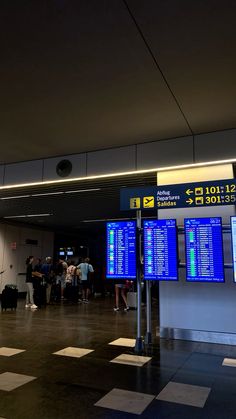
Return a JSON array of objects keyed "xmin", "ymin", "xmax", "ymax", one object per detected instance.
[{"xmin": 25, "ymin": 255, "xmax": 94, "ymax": 309}]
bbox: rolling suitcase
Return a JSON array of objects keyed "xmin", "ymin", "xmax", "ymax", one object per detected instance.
[
  {"xmin": 1, "ymin": 284, "xmax": 18, "ymax": 310},
  {"xmin": 64, "ymin": 283, "xmax": 78, "ymax": 303},
  {"xmin": 127, "ymin": 291, "xmax": 137, "ymax": 309}
]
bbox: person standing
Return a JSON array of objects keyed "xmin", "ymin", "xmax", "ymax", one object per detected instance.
[
  {"xmin": 32, "ymin": 257, "xmax": 43, "ymax": 307},
  {"xmin": 77, "ymin": 257, "xmax": 94, "ymax": 303},
  {"xmin": 25, "ymin": 256, "xmax": 41, "ymax": 309},
  {"xmin": 113, "ymin": 281, "xmax": 130, "ymax": 312},
  {"xmin": 55, "ymin": 259, "xmax": 68, "ymax": 300},
  {"xmin": 41, "ymin": 257, "xmax": 54, "ymax": 304}
]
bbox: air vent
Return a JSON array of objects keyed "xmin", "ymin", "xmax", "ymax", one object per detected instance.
[{"xmin": 56, "ymin": 159, "xmax": 72, "ymax": 177}]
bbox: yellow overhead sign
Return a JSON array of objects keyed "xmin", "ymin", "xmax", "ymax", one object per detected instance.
[
  {"xmin": 143, "ymin": 196, "xmax": 155, "ymax": 208},
  {"xmin": 130, "ymin": 197, "xmax": 140, "ymax": 209}
]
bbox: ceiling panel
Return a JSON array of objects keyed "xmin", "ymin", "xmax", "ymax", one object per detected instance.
[
  {"xmin": 0, "ymin": 171, "xmax": 157, "ymax": 232},
  {"xmin": 129, "ymin": 0, "xmax": 236, "ymax": 132},
  {"xmin": 0, "ymin": 1, "xmax": 191, "ymax": 163}
]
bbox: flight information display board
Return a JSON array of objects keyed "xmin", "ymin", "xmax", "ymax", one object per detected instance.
[
  {"xmin": 143, "ymin": 219, "xmax": 178, "ymax": 281},
  {"xmin": 106, "ymin": 221, "xmax": 136, "ymax": 279},
  {"xmin": 185, "ymin": 217, "xmax": 224, "ymax": 282},
  {"xmin": 230, "ymin": 216, "xmax": 236, "ymax": 283}
]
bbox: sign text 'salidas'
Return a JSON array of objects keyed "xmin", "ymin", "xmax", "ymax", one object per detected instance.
[{"xmin": 156, "ymin": 190, "xmax": 181, "ymax": 208}]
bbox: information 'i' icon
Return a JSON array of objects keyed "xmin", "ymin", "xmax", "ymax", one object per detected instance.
[{"xmin": 130, "ymin": 197, "xmax": 140, "ymax": 209}]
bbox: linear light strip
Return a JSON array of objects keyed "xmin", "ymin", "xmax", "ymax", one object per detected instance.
[
  {"xmin": 0, "ymin": 158, "xmax": 235, "ymax": 191},
  {"xmin": 82, "ymin": 215, "xmax": 157, "ymax": 223},
  {"xmin": 64, "ymin": 188, "xmax": 101, "ymax": 194},
  {"xmin": 4, "ymin": 213, "xmax": 52, "ymax": 219},
  {"xmin": 31, "ymin": 192, "xmax": 64, "ymax": 197},
  {"xmin": 1, "ymin": 195, "xmax": 31, "ymax": 200},
  {"xmin": 1, "ymin": 189, "xmax": 101, "ymax": 200},
  {"xmin": 82, "ymin": 218, "xmax": 134, "ymax": 223}
]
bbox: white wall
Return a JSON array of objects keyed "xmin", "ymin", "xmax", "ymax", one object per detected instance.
[
  {"xmin": 158, "ymin": 164, "xmax": 236, "ymax": 334},
  {"xmin": 0, "ymin": 129, "xmax": 235, "ymax": 185},
  {"xmin": 137, "ymin": 136, "xmax": 193, "ymax": 169},
  {"xmin": 0, "ymin": 224, "xmax": 54, "ymax": 293}
]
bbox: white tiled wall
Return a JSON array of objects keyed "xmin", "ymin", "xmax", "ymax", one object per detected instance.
[
  {"xmin": 4, "ymin": 160, "xmax": 43, "ymax": 185},
  {"xmin": 0, "ymin": 225, "xmax": 54, "ymax": 293},
  {"xmin": 87, "ymin": 145, "xmax": 136, "ymax": 176},
  {"xmin": 195, "ymin": 129, "xmax": 236, "ymax": 162},
  {"xmin": 137, "ymin": 136, "xmax": 193, "ymax": 170}
]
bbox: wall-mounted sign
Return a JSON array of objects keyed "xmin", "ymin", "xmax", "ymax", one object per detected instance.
[{"xmin": 120, "ymin": 179, "xmax": 236, "ymax": 210}]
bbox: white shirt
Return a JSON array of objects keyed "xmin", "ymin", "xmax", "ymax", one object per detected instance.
[{"xmin": 78, "ymin": 263, "xmax": 94, "ymax": 281}]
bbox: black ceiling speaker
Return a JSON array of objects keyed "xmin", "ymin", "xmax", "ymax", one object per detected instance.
[{"xmin": 56, "ymin": 159, "xmax": 72, "ymax": 177}]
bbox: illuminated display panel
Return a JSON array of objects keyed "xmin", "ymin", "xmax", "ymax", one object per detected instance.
[
  {"xmin": 59, "ymin": 248, "xmax": 65, "ymax": 256},
  {"xmin": 185, "ymin": 217, "xmax": 224, "ymax": 282},
  {"xmin": 106, "ymin": 221, "xmax": 136, "ymax": 279},
  {"xmin": 231, "ymin": 216, "xmax": 236, "ymax": 282},
  {"xmin": 143, "ymin": 219, "xmax": 178, "ymax": 281},
  {"xmin": 66, "ymin": 247, "xmax": 74, "ymax": 256}
]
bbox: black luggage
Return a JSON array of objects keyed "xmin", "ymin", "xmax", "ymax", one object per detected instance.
[
  {"xmin": 51, "ymin": 283, "xmax": 61, "ymax": 302},
  {"xmin": 64, "ymin": 283, "xmax": 78, "ymax": 303},
  {"xmin": 33, "ymin": 283, "xmax": 47, "ymax": 308},
  {"xmin": 1, "ymin": 284, "xmax": 18, "ymax": 310}
]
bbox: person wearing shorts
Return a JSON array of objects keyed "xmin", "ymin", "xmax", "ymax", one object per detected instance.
[
  {"xmin": 77, "ymin": 258, "xmax": 94, "ymax": 303},
  {"xmin": 113, "ymin": 281, "xmax": 130, "ymax": 312}
]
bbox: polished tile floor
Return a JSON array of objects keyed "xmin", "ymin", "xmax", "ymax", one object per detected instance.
[{"xmin": 0, "ymin": 297, "xmax": 236, "ymax": 418}]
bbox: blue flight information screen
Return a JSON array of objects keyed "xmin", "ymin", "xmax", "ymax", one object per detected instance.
[
  {"xmin": 106, "ymin": 221, "xmax": 136, "ymax": 279},
  {"xmin": 185, "ymin": 217, "xmax": 224, "ymax": 282},
  {"xmin": 230, "ymin": 216, "xmax": 236, "ymax": 283},
  {"xmin": 143, "ymin": 219, "xmax": 178, "ymax": 281}
]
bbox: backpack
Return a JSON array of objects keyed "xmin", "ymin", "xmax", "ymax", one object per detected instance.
[{"xmin": 66, "ymin": 265, "xmax": 76, "ymax": 283}]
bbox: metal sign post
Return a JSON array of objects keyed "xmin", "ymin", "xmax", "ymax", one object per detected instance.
[
  {"xmin": 145, "ymin": 280, "xmax": 152, "ymax": 344},
  {"xmin": 135, "ymin": 210, "xmax": 143, "ymax": 353}
]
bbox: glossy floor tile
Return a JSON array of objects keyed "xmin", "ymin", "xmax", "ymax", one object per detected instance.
[
  {"xmin": 110, "ymin": 353, "xmax": 152, "ymax": 367},
  {"xmin": 108, "ymin": 337, "xmax": 136, "ymax": 347},
  {"xmin": 156, "ymin": 381, "xmax": 211, "ymax": 408},
  {"xmin": 222, "ymin": 357, "xmax": 236, "ymax": 367},
  {"xmin": 53, "ymin": 347, "xmax": 94, "ymax": 358},
  {"xmin": 0, "ymin": 372, "xmax": 36, "ymax": 391},
  {"xmin": 0, "ymin": 347, "xmax": 25, "ymax": 357},
  {"xmin": 95, "ymin": 387, "xmax": 155, "ymax": 415}
]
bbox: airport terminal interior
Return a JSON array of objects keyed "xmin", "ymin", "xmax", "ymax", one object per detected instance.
[{"xmin": 0, "ymin": 1, "xmax": 236, "ymax": 418}]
